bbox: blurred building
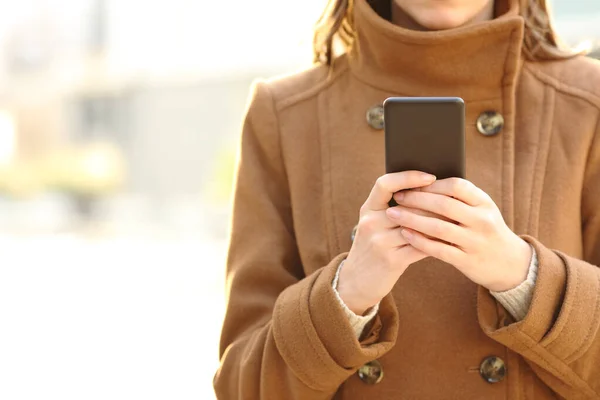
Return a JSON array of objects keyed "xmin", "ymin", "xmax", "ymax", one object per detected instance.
[
  {"xmin": 0, "ymin": 0, "xmax": 321, "ymax": 234},
  {"xmin": 0, "ymin": 1, "xmax": 282, "ymax": 199}
]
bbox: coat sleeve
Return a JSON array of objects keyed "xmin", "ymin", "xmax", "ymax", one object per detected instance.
[
  {"xmin": 477, "ymin": 116, "xmax": 600, "ymax": 399},
  {"xmin": 213, "ymin": 81, "xmax": 399, "ymax": 400}
]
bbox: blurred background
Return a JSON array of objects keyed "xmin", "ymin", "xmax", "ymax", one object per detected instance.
[{"xmin": 0, "ymin": 0, "xmax": 597, "ymax": 399}]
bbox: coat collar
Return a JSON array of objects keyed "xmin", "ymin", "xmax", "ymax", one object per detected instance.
[{"xmin": 347, "ymin": 0, "xmax": 525, "ymax": 100}]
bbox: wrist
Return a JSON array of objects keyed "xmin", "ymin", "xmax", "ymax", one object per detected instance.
[
  {"xmin": 336, "ymin": 262, "xmax": 378, "ymax": 315},
  {"xmin": 487, "ymin": 238, "xmax": 532, "ymax": 292}
]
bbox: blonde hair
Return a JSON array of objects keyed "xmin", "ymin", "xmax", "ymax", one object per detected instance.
[{"xmin": 313, "ymin": 0, "xmax": 578, "ymax": 65}]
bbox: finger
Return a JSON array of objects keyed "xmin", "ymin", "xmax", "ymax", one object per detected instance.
[
  {"xmin": 383, "ymin": 203, "xmax": 452, "ymax": 224},
  {"xmin": 366, "ymin": 225, "xmax": 411, "ymax": 250},
  {"xmin": 398, "ymin": 205, "xmax": 455, "ymax": 223},
  {"xmin": 400, "ymin": 228, "xmax": 465, "ymax": 266},
  {"xmin": 393, "ymin": 190, "xmax": 475, "ymax": 226},
  {"xmin": 417, "ymin": 178, "xmax": 490, "ymax": 207},
  {"xmin": 363, "ymin": 171, "xmax": 436, "ymax": 212},
  {"xmin": 392, "ymin": 243, "xmax": 428, "ymax": 267},
  {"xmin": 357, "ymin": 209, "xmax": 403, "ymax": 237},
  {"xmin": 390, "ymin": 226, "xmax": 411, "ymax": 247},
  {"xmin": 387, "ymin": 206, "xmax": 470, "ymax": 248}
]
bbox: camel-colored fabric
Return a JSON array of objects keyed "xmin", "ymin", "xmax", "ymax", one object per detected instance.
[
  {"xmin": 334, "ymin": 246, "xmax": 539, "ymax": 339},
  {"xmin": 214, "ymin": 0, "xmax": 600, "ymax": 398}
]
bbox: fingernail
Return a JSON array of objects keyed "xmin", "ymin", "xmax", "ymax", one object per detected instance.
[
  {"xmin": 394, "ymin": 192, "xmax": 405, "ymax": 202},
  {"xmin": 401, "ymin": 229, "xmax": 413, "ymax": 240},
  {"xmin": 422, "ymin": 173, "xmax": 436, "ymax": 182}
]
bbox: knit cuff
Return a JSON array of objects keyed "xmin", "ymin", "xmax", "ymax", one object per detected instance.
[
  {"xmin": 331, "ymin": 260, "xmax": 379, "ymax": 339},
  {"xmin": 490, "ymin": 245, "xmax": 539, "ymax": 321}
]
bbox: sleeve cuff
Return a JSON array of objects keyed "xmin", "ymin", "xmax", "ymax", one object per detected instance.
[
  {"xmin": 331, "ymin": 259, "xmax": 380, "ymax": 339},
  {"xmin": 478, "ymin": 235, "xmax": 600, "ymax": 363},
  {"xmin": 272, "ymin": 253, "xmax": 399, "ymax": 391},
  {"xmin": 490, "ymin": 245, "xmax": 538, "ymax": 321}
]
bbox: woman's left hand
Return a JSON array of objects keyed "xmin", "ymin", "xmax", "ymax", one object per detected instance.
[{"xmin": 386, "ymin": 177, "xmax": 532, "ymax": 292}]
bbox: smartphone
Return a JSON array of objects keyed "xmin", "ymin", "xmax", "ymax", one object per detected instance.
[{"xmin": 383, "ymin": 97, "xmax": 465, "ymax": 206}]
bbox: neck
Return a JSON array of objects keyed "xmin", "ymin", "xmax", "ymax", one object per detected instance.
[{"xmin": 391, "ymin": 1, "xmax": 496, "ymax": 31}]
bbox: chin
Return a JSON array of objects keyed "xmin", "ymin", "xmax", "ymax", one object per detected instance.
[{"xmin": 412, "ymin": 9, "xmax": 475, "ymax": 30}]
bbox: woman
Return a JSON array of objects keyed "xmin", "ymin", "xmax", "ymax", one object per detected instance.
[{"xmin": 214, "ymin": 0, "xmax": 600, "ymax": 398}]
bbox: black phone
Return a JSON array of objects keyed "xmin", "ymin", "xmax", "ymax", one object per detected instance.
[{"xmin": 383, "ymin": 97, "xmax": 465, "ymax": 206}]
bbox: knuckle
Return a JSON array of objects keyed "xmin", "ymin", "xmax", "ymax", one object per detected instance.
[
  {"xmin": 478, "ymin": 212, "xmax": 496, "ymax": 230},
  {"xmin": 451, "ymin": 178, "xmax": 466, "ymax": 192},
  {"xmin": 359, "ymin": 204, "xmax": 370, "ymax": 217},
  {"xmin": 360, "ymin": 213, "xmax": 378, "ymax": 234},
  {"xmin": 375, "ymin": 176, "xmax": 388, "ymax": 192},
  {"xmin": 370, "ymin": 232, "xmax": 388, "ymax": 251},
  {"xmin": 483, "ymin": 192, "xmax": 494, "ymax": 204}
]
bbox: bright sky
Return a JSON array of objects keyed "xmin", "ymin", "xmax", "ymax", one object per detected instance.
[
  {"xmin": 0, "ymin": 111, "xmax": 16, "ymax": 166},
  {"xmin": 105, "ymin": 0, "xmax": 326, "ymax": 76},
  {"xmin": 0, "ymin": 0, "xmax": 324, "ymax": 78}
]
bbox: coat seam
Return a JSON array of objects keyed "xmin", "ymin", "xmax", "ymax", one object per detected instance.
[
  {"xmin": 507, "ymin": 329, "xmax": 568, "ymax": 381},
  {"xmin": 541, "ymin": 252, "xmax": 577, "ymax": 349},
  {"xmin": 508, "ymin": 260, "xmax": 600, "ymax": 398},
  {"xmin": 526, "ymin": 85, "xmax": 545, "ymax": 235},
  {"xmin": 499, "ymin": 26, "xmax": 518, "ymax": 400},
  {"xmin": 528, "ymin": 87, "xmax": 555, "ymax": 237},
  {"xmin": 262, "ymin": 82, "xmax": 288, "ymax": 192},
  {"xmin": 276, "ymin": 62, "xmax": 350, "ymax": 113},
  {"xmin": 326, "ymin": 95, "xmax": 341, "ymax": 255},
  {"xmin": 582, "ymin": 111, "xmax": 600, "ymax": 227},
  {"xmin": 261, "ymin": 81, "xmax": 300, "ymax": 253},
  {"xmin": 524, "ymin": 63, "xmax": 600, "ymax": 110},
  {"xmin": 500, "ymin": 25, "xmax": 521, "ymax": 231},
  {"xmin": 564, "ymin": 268, "xmax": 600, "ymax": 363},
  {"xmin": 508, "ymin": 328, "xmax": 600, "ymax": 398},
  {"xmin": 316, "ymin": 93, "xmax": 336, "ymax": 260}
]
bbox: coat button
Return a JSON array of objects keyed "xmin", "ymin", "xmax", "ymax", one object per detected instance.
[
  {"xmin": 351, "ymin": 225, "xmax": 358, "ymax": 242},
  {"xmin": 480, "ymin": 356, "xmax": 506, "ymax": 383},
  {"xmin": 366, "ymin": 104, "xmax": 384, "ymax": 130},
  {"xmin": 358, "ymin": 360, "xmax": 383, "ymax": 384},
  {"xmin": 476, "ymin": 111, "xmax": 504, "ymax": 136}
]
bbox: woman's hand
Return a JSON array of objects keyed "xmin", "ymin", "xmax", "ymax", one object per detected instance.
[
  {"xmin": 337, "ymin": 171, "xmax": 436, "ymax": 315},
  {"xmin": 388, "ymin": 177, "xmax": 532, "ymax": 292}
]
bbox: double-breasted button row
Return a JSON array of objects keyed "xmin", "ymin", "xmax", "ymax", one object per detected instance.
[
  {"xmin": 356, "ymin": 357, "xmax": 505, "ymax": 386},
  {"xmin": 366, "ymin": 104, "xmax": 504, "ymax": 137}
]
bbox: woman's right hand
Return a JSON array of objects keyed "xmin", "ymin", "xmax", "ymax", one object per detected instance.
[{"xmin": 337, "ymin": 171, "xmax": 437, "ymax": 315}]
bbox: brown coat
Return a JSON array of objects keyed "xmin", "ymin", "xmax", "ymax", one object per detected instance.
[{"xmin": 214, "ymin": 0, "xmax": 600, "ymax": 398}]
